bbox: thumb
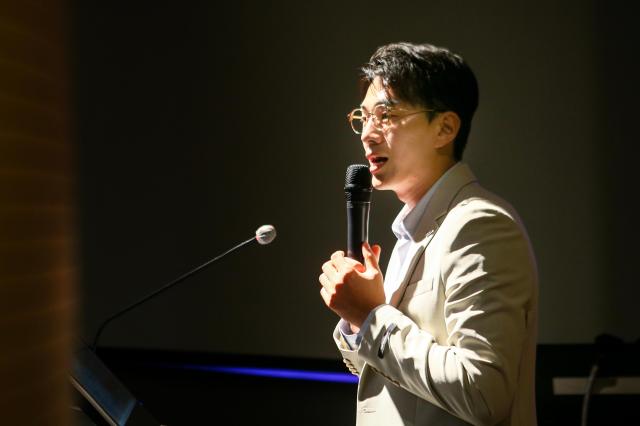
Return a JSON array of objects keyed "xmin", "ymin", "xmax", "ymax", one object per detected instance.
[
  {"xmin": 372, "ymin": 244, "xmax": 381, "ymax": 263},
  {"xmin": 362, "ymin": 242, "xmax": 381, "ymax": 272}
]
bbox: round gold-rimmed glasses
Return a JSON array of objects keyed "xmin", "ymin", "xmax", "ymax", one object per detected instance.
[{"xmin": 347, "ymin": 104, "xmax": 437, "ymax": 134}]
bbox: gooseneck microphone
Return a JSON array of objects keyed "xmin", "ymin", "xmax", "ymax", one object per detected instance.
[
  {"xmin": 91, "ymin": 225, "xmax": 277, "ymax": 350},
  {"xmin": 345, "ymin": 165, "xmax": 372, "ymax": 263}
]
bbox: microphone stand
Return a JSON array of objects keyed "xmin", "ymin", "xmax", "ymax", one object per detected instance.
[{"xmin": 91, "ymin": 235, "xmax": 257, "ymax": 351}]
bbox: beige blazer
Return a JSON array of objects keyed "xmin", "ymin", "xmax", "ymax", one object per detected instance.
[{"xmin": 334, "ymin": 163, "xmax": 538, "ymax": 426}]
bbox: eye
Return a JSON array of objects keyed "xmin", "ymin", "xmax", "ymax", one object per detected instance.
[
  {"xmin": 372, "ymin": 104, "xmax": 392, "ymax": 122},
  {"xmin": 376, "ymin": 109, "xmax": 390, "ymax": 122}
]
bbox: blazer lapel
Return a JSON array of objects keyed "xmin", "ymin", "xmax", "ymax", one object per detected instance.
[
  {"xmin": 388, "ymin": 217, "xmax": 441, "ymax": 307},
  {"xmin": 388, "ymin": 163, "xmax": 478, "ymax": 308}
]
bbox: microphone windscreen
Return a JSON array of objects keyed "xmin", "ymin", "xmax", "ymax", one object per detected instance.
[
  {"xmin": 344, "ymin": 164, "xmax": 372, "ymax": 203},
  {"xmin": 344, "ymin": 164, "xmax": 372, "ymax": 191},
  {"xmin": 255, "ymin": 224, "xmax": 277, "ymax": 245}
]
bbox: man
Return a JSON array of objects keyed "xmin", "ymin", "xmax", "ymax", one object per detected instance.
[{"xmin": 318, "ymin": 42, "xmax": 538, "ymax": 425}]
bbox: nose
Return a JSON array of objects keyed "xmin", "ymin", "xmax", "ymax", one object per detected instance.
[{"xmin": 360, "ymin": 118, "xmax": 383, "ymax": 146}]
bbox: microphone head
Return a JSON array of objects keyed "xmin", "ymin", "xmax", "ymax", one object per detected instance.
[
  {"xmin": 255, "ymin": 224, "xmax": 277, "ymax": 245},
  {"xmin": 344, "ymin": 164, "xmax": 372, "ymax": 202}
]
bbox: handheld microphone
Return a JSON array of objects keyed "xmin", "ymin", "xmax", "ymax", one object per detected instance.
[
  {"xmin": 344, "ymin": 165, "xmax": 372, "ymax": 263},
  {"xmin": 91, "ymin": 224, "xmax": 277, "ymax": 350}
]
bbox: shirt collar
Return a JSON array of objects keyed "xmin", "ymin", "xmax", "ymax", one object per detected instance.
[{"xmin": 391, "ymin": 162, "xmax": 462, "ymax": 241}]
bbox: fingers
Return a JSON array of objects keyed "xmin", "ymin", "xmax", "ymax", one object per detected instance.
[
  {"xmin": 319, "ymin": 272, "xmax": 331, "ymax": 289},
  {"xmin": 331, "ymin": 250, "xmax": 362, "ymax": 271},
  {"xmin": 321, "ymin": 260, "xmax": 339, "ymax": 282},
  {"xmin": 320, "ymin": 251, "xmax": 353, "ymax": 293},
  {"xmin": 362, "ymin": 242, "xmax": 381, "ymax": 272},
  {"xmin": 326, "ymin": 246, "xmax": 380, "ymax": 275},
  {"xmin": 320, "ymin": 249, "xmax": 369, "ymax": 292},
  {"xmin": 319, "ymin": 272, "xmax": 336, "ymax": 308},
  {"xmin": 330, "ymin": 250, "xmax": 345, "ymax": 264},
  {"xmin": 319, "ymin": 286, "xmax": 330, "ymax": 306},
  {"xmin": 372, "ymin": 244, "xmax": 382, "ymax": 262},
  {"xmin": 342, "ymin": 256, "xmax": 364, "ymax": 272}
]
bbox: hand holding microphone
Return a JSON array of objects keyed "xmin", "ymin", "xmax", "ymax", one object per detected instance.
[{"xmin": 318, "ymin": 165, "xmax": 385, "ymax": 327}]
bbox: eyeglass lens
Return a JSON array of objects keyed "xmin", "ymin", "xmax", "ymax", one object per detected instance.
[{"xmin": 350, "ymin": 105, "xmax": 388, "ymax": 134}]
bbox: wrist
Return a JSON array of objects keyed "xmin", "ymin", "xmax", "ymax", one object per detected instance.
[{"xmin": 351, "ymin": 303, "xmax": 385, "ymax": 329}]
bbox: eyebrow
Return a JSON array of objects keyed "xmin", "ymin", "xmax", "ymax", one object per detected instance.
[{"xmin": 360, "ymin": 98, "xmax": 400, "ymax": 112}]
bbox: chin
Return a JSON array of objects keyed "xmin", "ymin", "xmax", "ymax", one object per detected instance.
[
  {"xmin": 371, "ymin": 176, "xmax": 385, "ymax": 189},
  {"xmin": 371, "ymin": 170, "xmax": 395, "ymax": 190}
]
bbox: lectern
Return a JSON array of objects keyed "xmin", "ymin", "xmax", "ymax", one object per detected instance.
[{"xmin": 70, "ymin": 343, "xmax": 160, "ymax": 426}]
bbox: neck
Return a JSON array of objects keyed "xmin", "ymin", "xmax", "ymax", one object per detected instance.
[{"xmin": 398, "ymin": 158, "xmax": 457, "ymax": 209}]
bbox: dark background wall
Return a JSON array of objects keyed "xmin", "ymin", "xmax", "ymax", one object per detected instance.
[{"xmin": 72, "ymin": 1, "xmax": 639, "ymax": 359}]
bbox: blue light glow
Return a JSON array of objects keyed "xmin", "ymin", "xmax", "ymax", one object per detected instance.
[{"xmin": 169, "ymin": 363, "xmax": 359, "ymax": 384}]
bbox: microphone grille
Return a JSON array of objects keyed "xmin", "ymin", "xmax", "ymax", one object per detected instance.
[
  {"xmin": 255, "ymin": 224, "xmax": 277, "ymax": 245},
  {"xmin": 344, "ymin": 164, "xmax": 372, "ymax": 191}
]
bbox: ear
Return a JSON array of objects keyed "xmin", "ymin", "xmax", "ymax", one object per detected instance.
[{"xmin": 434, "ymin": 111, "xmax": 461, "ymax": 149}]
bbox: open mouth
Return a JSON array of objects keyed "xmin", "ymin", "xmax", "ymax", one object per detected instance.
[{"xmin": 369, "ymin": 156, "xmax": 388, "ymax": 172}]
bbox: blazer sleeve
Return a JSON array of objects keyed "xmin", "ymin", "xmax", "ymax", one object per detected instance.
[
  {"xmin": 333, "ymin": 322, "xmax": 365, "ymax": 376},
  {"xmin": 356, "ymin": 202, "xmax": 536, "ymax": 426}
]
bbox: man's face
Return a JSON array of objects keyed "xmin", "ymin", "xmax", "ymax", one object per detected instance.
[{"xmin": 360, "ymin": 77, "xmax": 441, "ymax": 202}]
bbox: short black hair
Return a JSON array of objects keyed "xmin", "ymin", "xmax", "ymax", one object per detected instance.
[{"xmin": 360, "ymin": 42, "xmax": 479, "ymax": 160}]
